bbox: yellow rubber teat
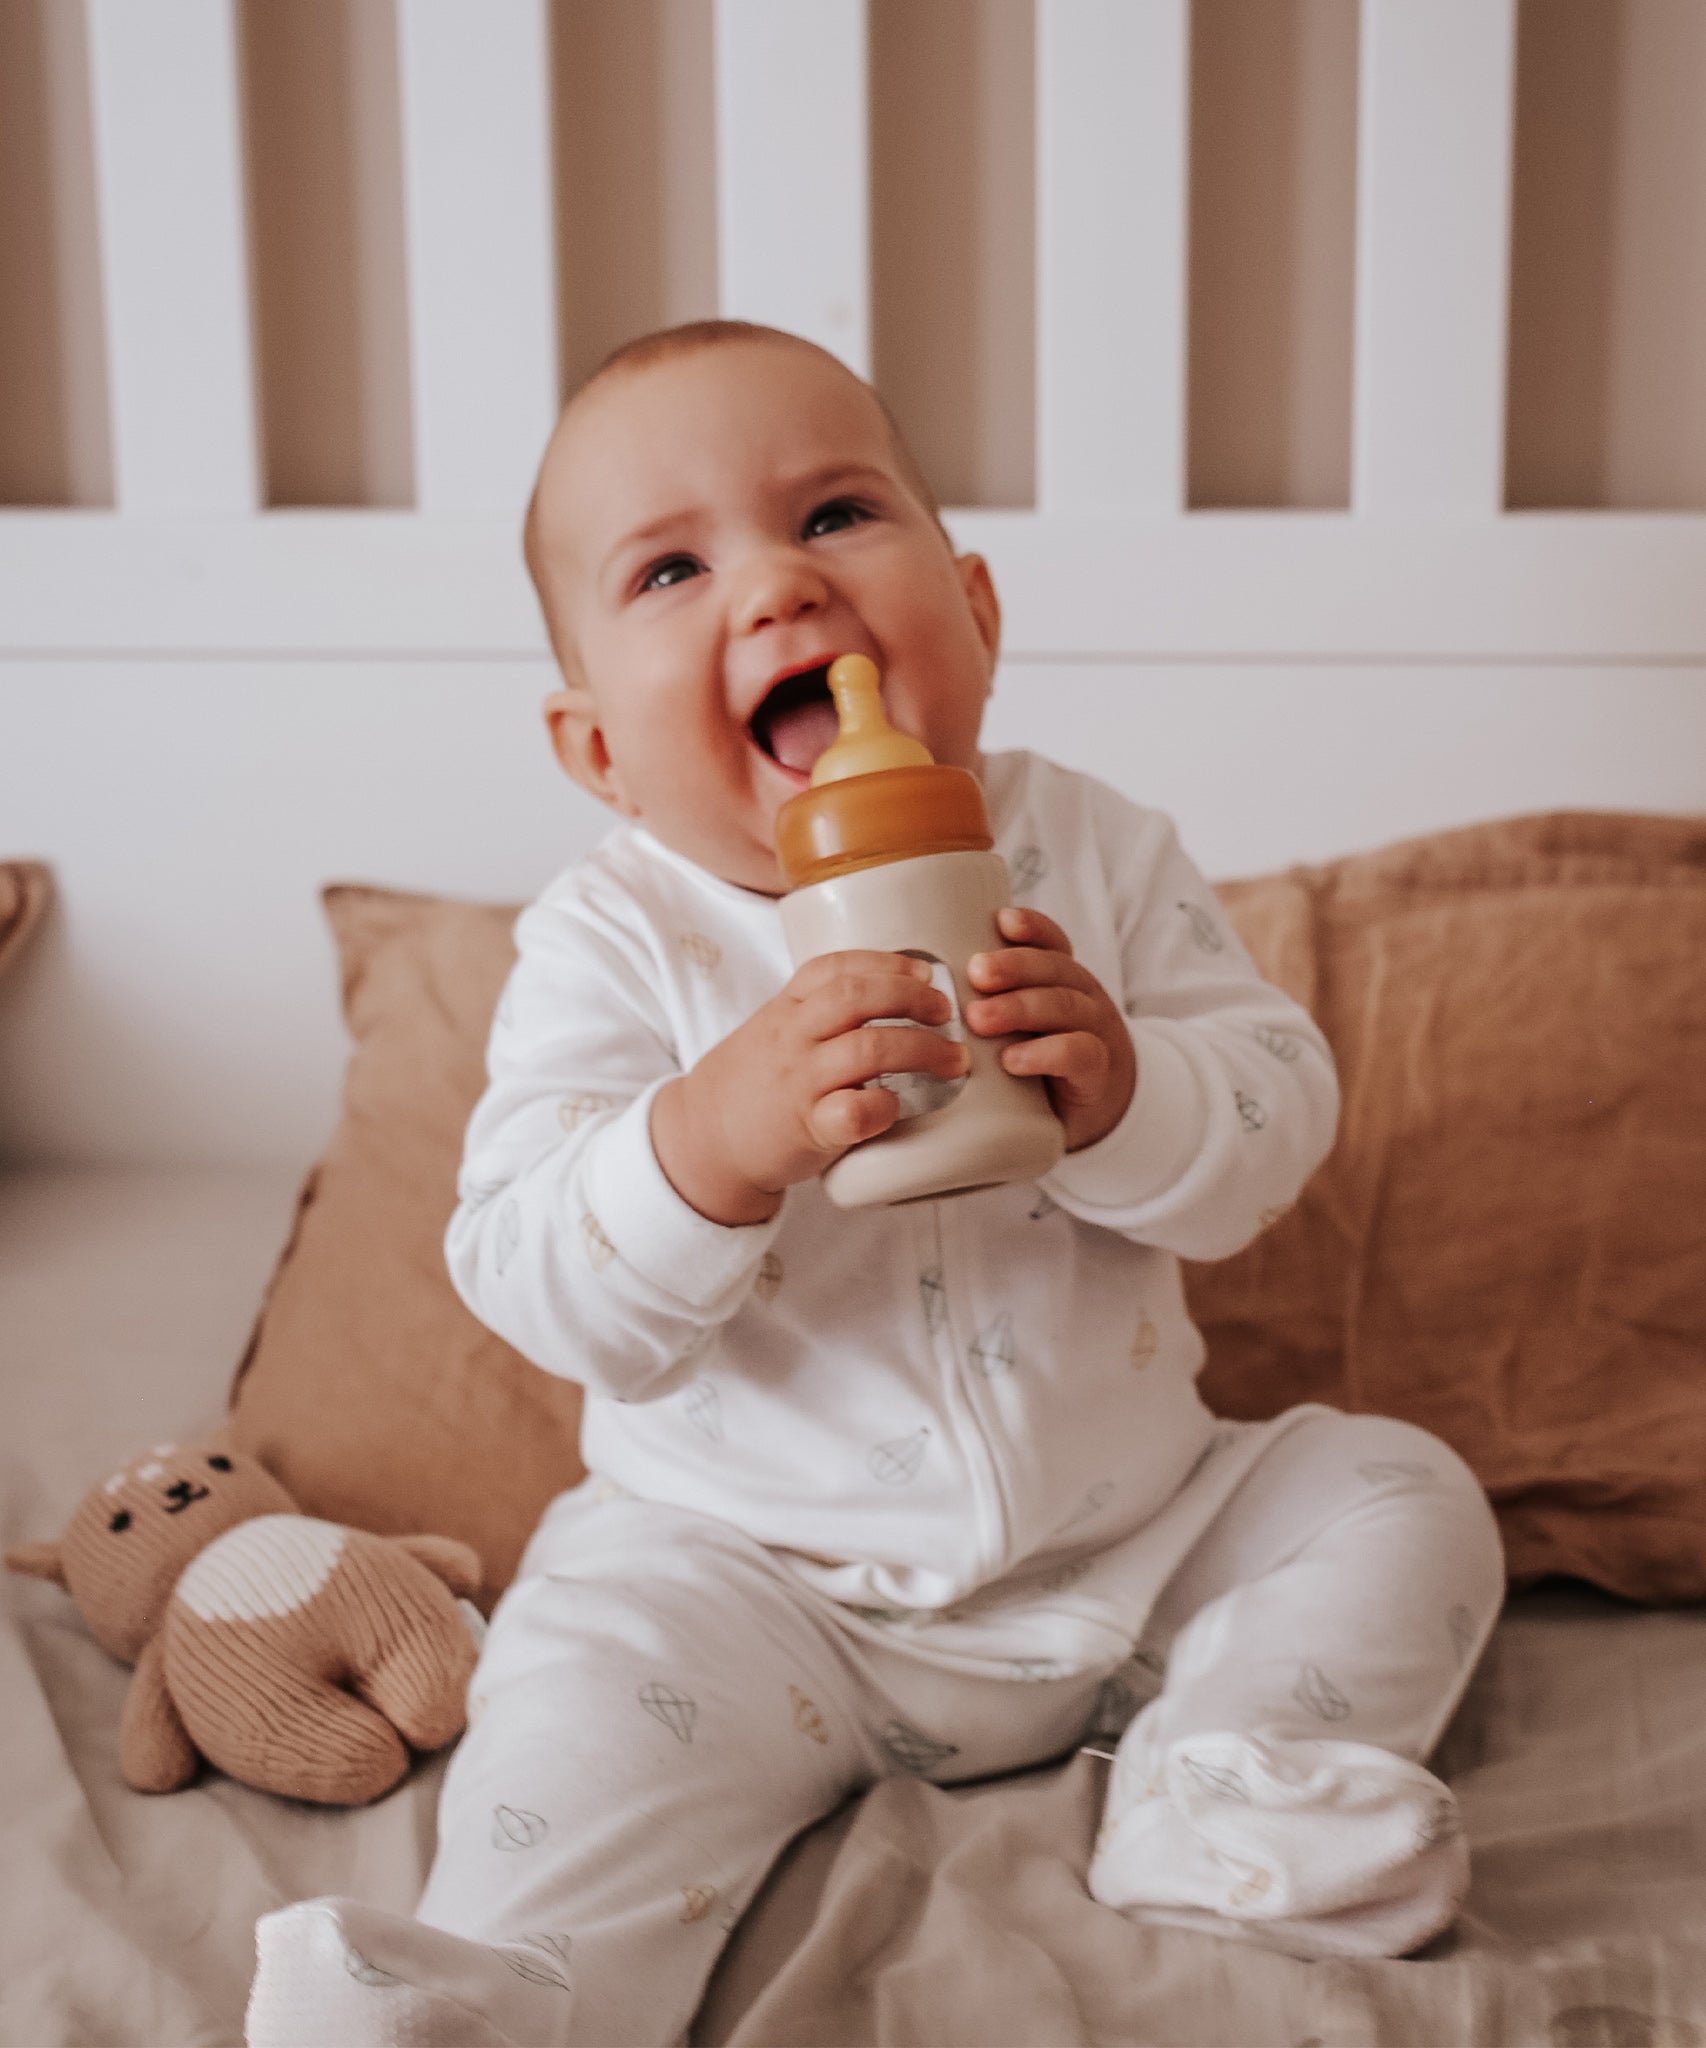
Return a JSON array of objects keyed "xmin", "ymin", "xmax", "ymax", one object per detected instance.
[{"xmin": 809, "ymin": 655, "xmax": 935, "ymax": 786}]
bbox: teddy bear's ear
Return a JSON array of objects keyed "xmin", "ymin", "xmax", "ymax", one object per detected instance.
[{"xmin": 4, "ymin": 1541, "xmax": 68, "ymax": 1588}]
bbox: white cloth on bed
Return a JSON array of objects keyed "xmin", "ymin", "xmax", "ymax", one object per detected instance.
[{"xmin": 245, "ymin": 1408, "xmax": 1503, "ymax": 2047}]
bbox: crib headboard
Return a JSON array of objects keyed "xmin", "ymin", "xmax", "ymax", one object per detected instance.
[{"xmin": 2, "ymin": 0, "xmax": 1704, "ymax": 1168}]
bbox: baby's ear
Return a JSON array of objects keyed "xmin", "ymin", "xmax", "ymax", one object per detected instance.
[
  {"xmin": 955, "ymin": 551, "xmax": 1002, "ymax": 667},
  {"xmin": 5, "ymin": 1541, "xmax": 68, "ymax": 1588},
  {"xmin": 543, "ymin": 687, "xmax": 640, "ymax": 818}
]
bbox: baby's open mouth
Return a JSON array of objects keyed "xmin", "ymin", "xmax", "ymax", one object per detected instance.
[{"xmin": 749, "ymin": 663, "xmax": 839, "ymax": 776}]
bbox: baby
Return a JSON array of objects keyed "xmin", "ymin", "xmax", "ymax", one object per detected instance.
[{"xmin": 247, "ymin": 322, "xmax": 1504, "ymax": 2048}]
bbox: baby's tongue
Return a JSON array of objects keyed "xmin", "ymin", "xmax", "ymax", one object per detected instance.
[{"xmin": 765, "ymin": 695, "xmax": 841, "ymax": 776}]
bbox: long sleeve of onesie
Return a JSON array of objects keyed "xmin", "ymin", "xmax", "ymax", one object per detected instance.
[
  {"xmin": 1032, "ymin": 767, "xmax": 1338, "ymax": 1259},
  {"xmin": 444, "ymin": 867, "xmax": 784, "ymax": 1402}
]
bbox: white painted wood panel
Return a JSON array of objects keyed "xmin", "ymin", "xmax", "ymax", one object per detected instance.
[
  {"xmin": 83, "ymin": 0, "xmax": 257, "ymax": 512},
  {"xmin": 713, "ymin": 0, "xmax": 870, "ymax": 374},
  {"xmin": 947, "ymin": 509, "xmax": 1706, "ymax": 662},
  {"xmin": 5, "ymin": 511, "xmax": 1706, "ymax": 663},
  {"xmin": 1036, "ymin": 0, "xmax": 1188, "ymax": 513},
  {"xmin": 395, "ymin": 0, "xmax": 559, "ymax": 512},
  {"xmin": 4, "ymin": 656, "xmax": 1700, "ymax": 1166},
  {"xmin": 1353, "ymin": 0, "xmax": 1519, "ymax": 514}
]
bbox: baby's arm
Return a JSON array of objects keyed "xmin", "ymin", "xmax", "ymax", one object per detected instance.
[
  {"xmin": 445, "ymin": 893, "xmax": 963, "ymax": 1396},
  {"xmin": 445, "ymin": 896, "xmax": 730, "ymax": 1397},
  {"xmin": 1036, "ymin": 787, "xmax": 1338, "ymax": 1260}
]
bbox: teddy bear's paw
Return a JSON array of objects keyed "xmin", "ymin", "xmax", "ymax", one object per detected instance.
[{"xmin": 247, "ymin": 1897, "xmax": 547, "ymax": 2047}]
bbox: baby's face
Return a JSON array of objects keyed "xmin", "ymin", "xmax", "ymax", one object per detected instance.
[{"xmin": 530, "ymin": 339, "xmax": 1000, "ymax": 895}]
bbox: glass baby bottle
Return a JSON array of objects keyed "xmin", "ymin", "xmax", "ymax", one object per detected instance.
[{"xmin": 774, "ymin": 654, "xmax": 1066, "ymax": 1208}]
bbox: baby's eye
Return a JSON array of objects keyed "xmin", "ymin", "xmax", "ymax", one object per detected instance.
[
  {"xmin": 802, "ymin": 498, "xmax": 870, "ymax": 540},
  {"xmin": 638, "ymin": 554, "xmax": 703, "ymax": 594}
]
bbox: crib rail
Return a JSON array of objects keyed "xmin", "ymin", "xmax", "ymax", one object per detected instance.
[
  {"xmin": 3, "ymin": 0, "xmax": 1705, "ymax": 662},
  {"xmin": 396, "ymin": 0, "xmax": 558, "ymax": 514},
  {"xmin": 1036, "ymin": 0, "xmax": 1189, "ymax": 516},
  {"xmin": 84, "ymin": 0, "xmax": 259, "ymax": 514},
  {"xmin": 1350, "ymin": 0, "xmax": 1519, "ymax": 516},
  {"xmin": 715, "ymin": 0, "xmax": 870, "ymax": 376}
]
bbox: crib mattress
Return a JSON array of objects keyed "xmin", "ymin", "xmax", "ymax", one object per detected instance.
[{"xmin": 4, "ymin": 1166, "xmax": 1705, "ymax": 2048}]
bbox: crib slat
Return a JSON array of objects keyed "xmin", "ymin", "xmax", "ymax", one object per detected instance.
[
  {"xmin": 1036, "ymin": 0, "xmax": 1188, "ymax": 513},
  {"xmin": 713, "ymin": 0, "xmax": 870, "ymax": 376},
  {"xmin": 1352, "ymin": 0, "xmax": 1519, "ymax": 515},
  {"xmin": 395, "ymin": 0, "xmax": 559, "ymax": 512},
  {"xmin": 83, "ymin": 0, "xmax": 258, "ymax": 512}
]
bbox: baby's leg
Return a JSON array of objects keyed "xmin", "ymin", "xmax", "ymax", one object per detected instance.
[
  {"xmin": 247, "ymin": 1493, "xmax": 879, "ymax": 2048},
  {"xmin": 1089, "ymin": 1410, "xmax": 1503, "ymax": 1958}
]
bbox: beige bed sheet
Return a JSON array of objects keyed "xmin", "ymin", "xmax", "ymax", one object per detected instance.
[{"xmin": 4, "ymin": 1168, "xmax": 1705, "ymax": 2048}]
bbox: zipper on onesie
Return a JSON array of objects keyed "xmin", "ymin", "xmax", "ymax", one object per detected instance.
[{"xmin": 917, "ymin": 1200, "xmax": 1014, "ymax": 1588}]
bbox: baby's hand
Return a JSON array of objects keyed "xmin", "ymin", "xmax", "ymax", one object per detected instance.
[
  {"xmin": 965, "ymin": 907, "xmax": 1137, "ymax": 1152},
  {"xmin": 651, "ymin": 951, "xmax": 971, "ymax": 1225}
]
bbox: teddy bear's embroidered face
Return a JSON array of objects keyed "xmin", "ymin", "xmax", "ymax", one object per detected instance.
[{"xmin": 54, "ymin": 1443, "xmax": 296, "ymax": 1662}]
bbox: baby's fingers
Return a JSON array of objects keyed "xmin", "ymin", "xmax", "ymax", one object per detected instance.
[
  {"xmin": 807, "ymin": 1085, "xmax": 900, "ymax": 1151},
  {"xmin": 1000, "ymin": 1028, "xmax": 1110, "ymax": 1097},
  {"xmin": 965, "ymin": 982, "xmax": 1103, "ymax": 1038},
  {"xmin": 798, "ymin": 971, "xmax": 951, "ymax": 1043},
  {"xmin": 968, "ymin": 942, "xmax": 1099, "ymax": 998},
  {"xmin": 789, "ymin": 949, "xmax": 933, "ymax": 1001},
  {"xmin": 816, "ymin": 1024, "xmax": 971, "ymax": 1097},
  {"xmin": 995, "ymin": 905, "xmax": 1073, "ymax": 953}
]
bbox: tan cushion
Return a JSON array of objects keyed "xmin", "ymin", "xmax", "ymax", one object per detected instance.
[
  {"xmin": 1191, "ymin": 809, "xmax": 1706, "ymax": 1602},
  {"xmin": 228, "ymin": 886, "xmax": 584, "ymax": 1605},
  {"xmin": 0, "ymin": 862, "xmax": 51, "ymax": 978},
  {"xmin": 230, "ymin": 811, "xmax": 1706, "ymax": 1605}
]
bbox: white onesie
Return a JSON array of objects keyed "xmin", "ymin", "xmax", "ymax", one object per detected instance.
[
  {"xmin": 245, "ymin": 752, "xmax": 1505, "ymax": 2048},
  {"xmin": 445, "ymin": 750, "xmax": 1340, "ymax": 1647}
]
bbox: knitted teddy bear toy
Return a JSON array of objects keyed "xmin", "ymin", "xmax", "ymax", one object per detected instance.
[{"xmin": 6, "ymin": 1437, "xmax": 483, "ymax": 1805}]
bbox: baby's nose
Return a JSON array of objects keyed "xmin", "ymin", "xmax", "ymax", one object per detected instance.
[{"xmin": 731, "ymin": 550, "xmax": 829, "ymax": 635}]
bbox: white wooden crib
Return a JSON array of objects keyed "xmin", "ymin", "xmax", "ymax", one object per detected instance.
[{"xmin": 2, "ymin": 0, "xmax": 1703, "ymax": 1168}]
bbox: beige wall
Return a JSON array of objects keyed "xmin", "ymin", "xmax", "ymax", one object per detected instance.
[
  {"xmin": 550, "ymin": 0, "xmax": 719, "ymax": 397},
  {"xmin": 3, "ymin": 0, "xmax": 1705, "ymax": 511},
  {"xmin": 1188, "ymin": 0, "xmax": 1359, "ymax": 510},
  {"xmin": 0, "ymin": 0, "xmax": 109, "ymax": 505},
  {"xmin": 1506, "ymin": 0, "xmax": 1706, "ymax": 508},
  {"xmin": 238, "ymin": 0, "xmax": 413, "ymax": 507}
]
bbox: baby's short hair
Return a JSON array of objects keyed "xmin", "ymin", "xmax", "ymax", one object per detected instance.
[
  {"xmin": 577, "ymin": 319, "xmax": 938, "ymax": 519},
  {"xmin": 523, "ymin": 320, "xmax": 944, "ymax": 613}
]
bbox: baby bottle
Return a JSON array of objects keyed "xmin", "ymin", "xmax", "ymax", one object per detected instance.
[{"xmin": 775, "ymin": 654, "xmax": 1065, "ymax": 1208}]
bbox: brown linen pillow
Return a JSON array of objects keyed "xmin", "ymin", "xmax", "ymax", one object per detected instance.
[
  {"xmin": 231, "ymin": 810, "xmax": 1706, "ymax": 1607},
  {"xmin": 0, "ymin": 861, "xmax": 51, "ymax": 978},
  {"xmin": 228, "ymin": 886, "xmax": 583, "ymax": 1604},
  {"xmin": 1191, "ymin": 810, "xmax": 1706, "ymax": 1603}
]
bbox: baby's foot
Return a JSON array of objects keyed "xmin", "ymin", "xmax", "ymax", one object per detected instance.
[
  {"xmin": 1087, "ymin": 1723, "xmax": 1468, "ymax": 1959},
  {"xmin": 246, "ymin": 1895, "xmax": 574, "ymax": 2047}
]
